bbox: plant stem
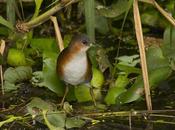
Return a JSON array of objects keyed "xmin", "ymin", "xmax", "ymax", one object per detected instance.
[{"xmin": 25, "ymin": 0, "xmax": 79, "ymax": 29}]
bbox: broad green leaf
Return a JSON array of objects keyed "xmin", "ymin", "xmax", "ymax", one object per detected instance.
[
  {"xmin": 42, "ymin": 52, "xmax": 64, "ymax": 95},
  {"xmin": 43, "ymin": 110, "xmax": 65, "ymax": 130},
  {"xmin": 116, "ymin": 66, "xmax": 172, "ymax": 104},
  {"xmin": 116, "ymin": 46, "xmax": 172, "ymax": 104},
  {"xmin": 66, "ymin": 117, "xmax": 85, "ymax": 129},
  {"xmin": 3, "ymin": 81, "xmax": 20, "ymax": 92},
  {"xmin": 74, "ymin": 85, "xmax": 92, "ymax": 102},
  {"xmin": 27, "ymin": 97, "xmax": 53, "ymax": 115},
  {"xmin": 91, "ymin": 68, "xmax": 104, "ymax": 88},
  {"xmin": 117, "ymin": 55, "xmax": 140, "ymax": 67},
  {"xmin": 96, "ymin": 0, "xmax": 129, "ymax": 18},
  {"xmin": 147, "ymin": 46, "xmax": 170, "ymax": 71},
  {"xmin": 0, "ymin": 16, "xmax": 14, "ymax": 30},
  {"xmin": 7, "ymin": 49, "xmax": 26, "ymax": 66},
  {"xmin": 46, "ymin": 111, "xmax": 66, "ymax": 128},
  {"xmin": 31, "ymin": 52, "xmax": 64, "ymax": 96},
  {"xmin": 4, "ymin": 66, "xmax": 32, "ymax": 92},
  {"xmin": 30, "ymin": 38, "xmax": 58, "ymax": 52},
  {"xmin": 105, "ymin": 75, "xmax": 128, "ymax": 105},
  {"xmin": 4, "ymin": 66, "xmax": 32, "ymax": 83},
  {"xmin": 74, "ymin": 84, "xmax": 101, "ymax": 102},
  {"xmin": 27, "ymin": 98, "xmax": 65, "ymax": 130},
  {"xmin": 42, "ymin": 51, "xmax": 64, "ymax": 96},
  {"xmin": 116, "ymin": 64, "xmax": 141, "ymax": 74}
]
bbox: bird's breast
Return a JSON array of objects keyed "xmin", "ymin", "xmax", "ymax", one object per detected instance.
[{"xmin": 61, "ymin": 52, "xmax": 91, "ymax": 85}]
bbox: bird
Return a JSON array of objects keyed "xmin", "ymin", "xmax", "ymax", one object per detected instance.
[{"xmin": 56, "ymin": 34, "xmax": 96, "ymax": 106}]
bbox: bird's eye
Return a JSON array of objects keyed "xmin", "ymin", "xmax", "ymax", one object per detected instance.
[{"xmin": 82, "ymin": 40, "xmax": 88, "ymax": 45}]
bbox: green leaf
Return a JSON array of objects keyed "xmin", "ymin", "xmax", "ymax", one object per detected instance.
[
  {"xmin": 95, "ymin": 15, "xmax": 109, "ymax": 34},
  {"xmin": 104, "ymin": 75, "xmax": 128, "ymax": 105},
  {"xmin": 116, "ymin": 66, "xmax": 172, "ymax": 104},
  {"xmin": 27, "ymin": 98, "xmax": 65, "ymax": 130},
  {"xmin": 116, "ymin": 46, "xmax": 172, "ymax": 104},
  {"xmin": 141, "ymin": 11, "xmax": 159, "ymax": 27},
  {"xmin": 162, "ymin": 27, "xmax": 175, "ymax": 61},
  {"xmin": 0, "ymin": 16, "xmax": 14, "ymax": 30},
  {"xmin": 91, "ymin": 68, "xmax": 104, "ymax": 88},
  {"xmin": 147, "ymin": 46, "xmax": 170, "ymax": 71},
  {"xmin": 66, "ymin": 117, "xmax": 85, "ymax": 129},
  {"xmin": 30, "ymin": 38, "xmax": 58, "ymax": 52},
  {"xmin": 32, "ymin": 0, "xmax": 43, "ymax": 19},
  {"xmin": 4, "ymin": 66, "xmax": 32, "ymax": 83},
  {"xmin": 116, "ymin": 64, "xmax": 141, "ymax": 74},
  {"xmin": 27, "ymin": 97, "xmax": 53, "ymax": 115},
  {"xmin": 7, "ymin": 49, "xmax": 26, "ymax": 66},
  {"xmin": 31, "ymin": 52, "xmax": 64, "ymax": 96},
  {"xmin": 74, "ymin": 84, "xmax": 102, "ymax": 102},
  {"xmin": 46, "ymin": 111, "xmax": 66, "ymax": 128},
  {"xmin": 42, "ymin": 52, "xmax": 64, "ymax": 96},
  {"xmin": 4, "ymin": 66, "xmax": 32, "ymax": 92},
  {"xmin": 74, "ymin": 84, "xmax": 92, "ymax": 102},
  {"xmin": 117, "ymin": 55, "xmax": 140, "ymax": 67},
  {"xmin": 96, "ymin": 0, "xmax": 129, "ymax": 18},
  {"xmin": 3, "ymin": 81, "xmax": 20, "ymax": 92},
  {"xmin": 0, "ymin": 27, "xmax": 9, "ymax": 36}
]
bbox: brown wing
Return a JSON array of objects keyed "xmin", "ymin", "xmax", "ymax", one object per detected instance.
[{"xmin": 56, "ymin": 48, "xmax": 69, "ymax": 80}]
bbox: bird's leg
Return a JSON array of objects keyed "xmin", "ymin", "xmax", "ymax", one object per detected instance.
[
  {"xmin": 59, "ymin": 85, "xmax": 69, "ymax": 107},
  {"xmin": 90, "ymin": 87, "xmax": 97, "ymax": 106}
]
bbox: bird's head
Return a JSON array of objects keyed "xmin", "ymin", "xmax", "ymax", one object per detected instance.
[{"xmin": 69, "ymin": 34, "xmax": 92, "ymax": 53}]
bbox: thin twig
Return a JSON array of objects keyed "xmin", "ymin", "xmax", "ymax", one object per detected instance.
[
  {"xmin": 80, "ymin": 110, "xmax": 175, "ymax": 118},
  {"xmin": 50, "ymin": 16, "xmax": 64, "ymax": 51},
  {"xmin": 133, "ymin": 0, "xmax": 152, "ymax": 110}
]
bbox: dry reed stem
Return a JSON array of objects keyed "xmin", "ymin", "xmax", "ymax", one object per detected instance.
[
  {"xmin": 133, "ymin": 0, "xmax": 152, "ymax": 110},
  {"xmin": 0, "ymin": 40, "xmax": 5, "ymax": 95},
  {"xmin": 50, "ymin": 16, "xmax": 64, "ymax": 51}
]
